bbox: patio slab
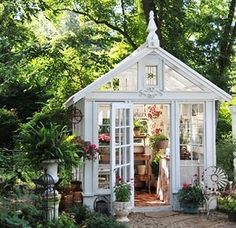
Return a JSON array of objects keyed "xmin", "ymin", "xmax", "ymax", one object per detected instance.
[{"xmin": 128, "ymin": 211, "xmax": 236, "ymax": 227}]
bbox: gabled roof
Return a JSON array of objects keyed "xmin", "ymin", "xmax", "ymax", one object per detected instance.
[{"xmin": 64, "ymin": 12, "xmax": 231, "ymax": 108}]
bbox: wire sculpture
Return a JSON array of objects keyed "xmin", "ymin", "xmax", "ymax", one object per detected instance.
[{"xmin": 201, "ymin": 166, "xmax": 228, "ymax": 217}]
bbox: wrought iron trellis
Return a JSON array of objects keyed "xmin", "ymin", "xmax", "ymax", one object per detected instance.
[{"xmin": 35, "ymin": 171, "xmax": 57, "ymax": 222}]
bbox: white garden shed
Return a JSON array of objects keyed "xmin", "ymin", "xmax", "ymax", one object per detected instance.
[{"xmin": 65, "ymin": 12, "xmax": 231, "ymax": 212}]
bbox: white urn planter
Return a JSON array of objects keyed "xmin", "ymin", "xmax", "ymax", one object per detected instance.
[
  {"xmin": 42, "ymin": 159, "xmax": 59, "ymax": 184},
  {"xmin": 113, "ymin": 201, "xmax": 131, "ymax": 222}
]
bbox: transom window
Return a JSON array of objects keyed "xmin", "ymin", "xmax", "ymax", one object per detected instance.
[{"xmin": 145, "ymin": 65, "xmax": 158, "ymax": 86}]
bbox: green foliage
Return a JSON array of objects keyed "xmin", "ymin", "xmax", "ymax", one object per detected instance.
[
  {"xmin": 17, "ymin": 122, "xmax": 81, "ymax": 169},
  {"xmin": 85, "ymin": 213, "xmax": 128, "ymax": 228},
  {"xmin": 149, "ymin": 134, "xmax": 168, "ymax": 150},
  {"xmin": 0, "ymin": 195, "xmax": 42, "ymax": 227},
  {"xmin": 69, "ymin": 204, "xmax": 91, "ymax": 224},
  {"xmin": 23, "ymin": 106, "xmax": 70, "ymax": 129},
  {"xmin": 178, "ymin": 183, "xmax": 204, "ymax": 205},
  {"xmin": 151, "ymin": 154, "xmax": 161, "ymax": 176},
  {"xmin": 216, "ymin": 101, "xmax": 232, "ymax": 141},
  {"xmin": 0, "ymin": 211, "xmax": 31, "ymax": 228},
  {"xmin": 216, "ymin": 137, "xmax": 235, "ymax": 181},
  {"xmin": 133, "ymin": 119, "xmax": 142, "ymax": 130},
  {"xmin": 114, "ymin": 178, "xmax": 131, "ymax": 202},
  {"xmin": 0, "ymin": 108, "xmax": 20, "ymax": 148},
  {"xmin": 218, "ymin": 192, "xmax": 236, "ymax": 213},
  {"xmin": 46, "ymin": 212, "xmax": 77, "ymax": 228}
]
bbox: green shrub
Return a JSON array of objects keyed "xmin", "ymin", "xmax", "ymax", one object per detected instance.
[
  {"xmin": 216, "ymin": 137, "xmax": 235, "ymax": 181},
  {"xmin": 22, "ymin": 106, "xmax": 70, "ymax": 130},
  {"xmin": 85, "ymin": 213, "xmax": 128, "ymax": 228},
  {"xmin": 0, "ymin": 108, "xmax": 20, "ymax": 148},
  {"xmin": 45, "ymin": 212, "xmax": 77, "ymax": 228},
  {"xmin": 218, "ymin": 191, "xmax": 236, "ymax": 213},
  {"xmin": 69, "ymin": 203, "xmax": 91, "ymax": 224}
]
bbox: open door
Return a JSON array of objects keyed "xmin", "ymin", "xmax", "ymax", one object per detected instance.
[{"xmin": 110, "ymin": 103, "xmax": 134, "ymax": 208}]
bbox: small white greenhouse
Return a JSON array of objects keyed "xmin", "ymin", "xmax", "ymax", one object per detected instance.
[{"xmin": 65, "ymin": 12, "xmax": 231, "ymax": 212}]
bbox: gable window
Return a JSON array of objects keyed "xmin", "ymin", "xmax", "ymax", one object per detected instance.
[{"xmin": 145, "ymin": 65, "xmax": 158, "ymax": 86}]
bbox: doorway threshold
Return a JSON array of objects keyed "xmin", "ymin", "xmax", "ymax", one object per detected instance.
[{"xmin": 132, "ymin": 205, "xmax": 171, "ymax": 213}]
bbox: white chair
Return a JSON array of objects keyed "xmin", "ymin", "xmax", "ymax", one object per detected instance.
[{"xmin": 201, "ymin": 166, "xmax": 228, "ymax": 218}]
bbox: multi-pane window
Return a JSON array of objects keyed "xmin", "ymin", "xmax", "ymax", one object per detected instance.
[
  {"xmin": 179, "ymin": 103, "xmax": 204, "ymax": 185},
  {"xmin": 145, "ymin": 65, "xmax": 158, "ymax": 86}
]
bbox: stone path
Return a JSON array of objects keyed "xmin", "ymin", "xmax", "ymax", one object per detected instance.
[{"xmin": 128, "ymin": 211, "xmax": 236, "ymax": 227}]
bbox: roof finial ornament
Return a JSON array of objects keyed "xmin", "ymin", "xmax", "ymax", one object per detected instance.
[{"xmin": 146, "ymin": 11, "xmax": 159, "ymax": 48}]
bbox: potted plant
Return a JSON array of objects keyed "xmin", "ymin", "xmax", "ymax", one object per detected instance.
[
  {"xmin": 149, "ymin": 133, "xmax": 168, "ymax": 150},
  {"xmin": 178, "ymin": 183, "xmax": 204, "ymax": 213},
  {"xmin": 133, "ymin": 119, "xmax": 142, "ymax": 136},
  {"xmin": 151, "ymin": 154, "xmax": 161, "ymax": 177},
  {"xmin": 18, "ymin": 122, "xmax": 81, "ymax": 183},
  {"xmin": 113, "ymin": 177, "xmax": 131, "ymax": 222},
  {"xmin": 218, "ymin": 191, "xmax": 236, "ymax": 221}
]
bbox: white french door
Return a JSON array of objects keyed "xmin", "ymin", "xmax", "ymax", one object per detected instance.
[{"xmin": 110, "ymin": 103, "xmax": 134, "ymax": 207}]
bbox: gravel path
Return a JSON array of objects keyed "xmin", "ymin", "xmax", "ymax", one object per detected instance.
[{"xmin": 128, "ymin": 211, "xmax": 236, "ymax": 228}]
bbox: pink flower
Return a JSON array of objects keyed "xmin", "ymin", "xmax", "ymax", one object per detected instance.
[{"xmin": 182, "ymin": 183, "xmax": 190, "ymax": 190}]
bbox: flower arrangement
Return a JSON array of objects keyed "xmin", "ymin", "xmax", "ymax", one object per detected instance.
[
  {"xmin": 74, "ymin": 136, "xmax": 100, "ymax": 161},
  {"xmin": 147, "ymin": 105, "xmax": 162, "ymax": 119},
  {"xmin": 114, "ymin": 177, "xmax": 131, "ymax": 202},
  {"xmin": 178, "ymin": 183, "xmax": 204, "ymax": 206},
  {"xmin": 98, "ymin": 133, "xmax": 110, "ymax": 144}
]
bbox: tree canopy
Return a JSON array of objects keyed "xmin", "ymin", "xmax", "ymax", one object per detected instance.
[{"xmin": 0, "ymin": 0, "xmax": 235, "ymax": 142}]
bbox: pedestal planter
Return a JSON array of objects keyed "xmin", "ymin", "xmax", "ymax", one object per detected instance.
[
  {"xmin": 182, "ymin": 203, "xmax": 198, "ymax": 214},
  {"xmin": 42, "ymin": 159, "xmax": 59, "ymax": 184},
  {"xmin": 43, "ymin": 194, "xmax": 61, "ymax": 221},
  {"xmin": 113, "ymin": 201, "xmax": 131, "ymax": 222}
]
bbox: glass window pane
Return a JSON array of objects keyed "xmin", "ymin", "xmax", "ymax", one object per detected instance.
[
  {"xmin": 126, "ymin": 147, "xmax": 130, "ymax": 163},
  {"xmin": 115, "ymin": 148, "xmax": 120, "ymax": 165},
  {"xmin": 121, "ymin": 147, "xmax": 126, "ymax": 165},
  {"xmin": 145, "ymin": 65, "xmax": 158, "ymax": 86},
  {"xmin": 179, "ymin": 103, "xmax": 204, "ymax": 186},
  {"xmin": 98, "ymin": 64, "xmax": 138, "ymax": 91},
  {"xmin": 164, "ymin": 65, "xmax": 205, "ymax": 91},
  {"xmin": 98, "ymin": 104, "xmax": 111, "ymax": 190}
]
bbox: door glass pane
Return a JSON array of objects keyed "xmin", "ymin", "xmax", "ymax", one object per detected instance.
[
  {"xmin": 115, "ymin": 128, "xmax": 120, "ymax": 145},
  {"xmin": 121, "ymin": 127, "xmax": 125, "ymax": 144},
  {"xmin": 126, "ymin": 147, "xmax": 130, "ymax": 163},
  {"xmin": 126, "ymin": 127, "xmax": 130, "ymax": 144},
  {"xmin": 97, "ymin": 104, "xmax": 111, "ymax": 190},
  {"xmin": 126, "ymin": 166, "xmax": 130, "ymax": 182},
  {"xmin": 179, "ymin": 103, "xmax": 204, "ymax": 185},
  {"xmin": 115, "ymin": 148, "xmax": 120, "ymax": 166},
  {"xmin": 126, "ymin": 109, "xmax": 130, "ymax": 125}
]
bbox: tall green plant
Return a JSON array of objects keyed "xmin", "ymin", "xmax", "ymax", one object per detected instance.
[
  {"xmin": 18, "ymin": 122, "xmax": 81, "ymax": 169},
  {"xmin": 216, "ymin": 137, "xmax": 236, "ymax": 181}
]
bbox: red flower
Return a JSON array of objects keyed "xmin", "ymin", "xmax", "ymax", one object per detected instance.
[{"xmin": 182, "ymin": 183, "xmax": 190, "ymax": 190}]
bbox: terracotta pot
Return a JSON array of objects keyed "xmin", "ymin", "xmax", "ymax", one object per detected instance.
[
  {"xmin": 134, "ymin": 129, "xmax": 141, "ymax": 137},
  {"xmin": 73, "ymin": 191, "xmax": 82, "ymax": 203},
  {"xmin": 137, "ymin": 165, "xmax": 146, "ymax": 175},
  {"xmin": 156, "ymin": 140, "xmax": 168, "ymax": 149},
  {"xmin": 64, "ymin": 194, "xmax": 73, "ymax": 210},
  {"xmin": 113, "ymin": 201, "xmax": 131, "ymax": 222}
]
